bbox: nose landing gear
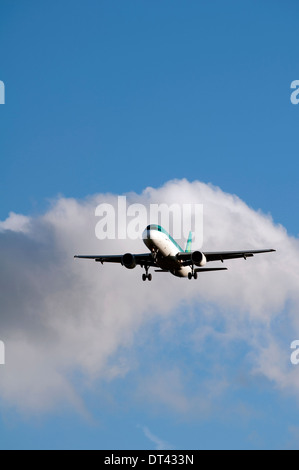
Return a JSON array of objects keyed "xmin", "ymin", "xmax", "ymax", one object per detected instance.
[{"xmin": 142, "ymin": 265, "xmax": 152, "ymax": 281}]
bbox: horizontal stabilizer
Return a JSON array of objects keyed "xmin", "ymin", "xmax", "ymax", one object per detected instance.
[{"xmin": 195, "ymin": 267, "xmax": 228, "ymax": 273}]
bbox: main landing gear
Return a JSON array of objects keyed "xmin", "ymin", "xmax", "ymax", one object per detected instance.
[
  {"xmin": 188, "ymin": 266, "xmax": 198, "ymax": 280},
  {"xmin": 142, "ymin": 266, "xmax": 152, "ymax": 282}
]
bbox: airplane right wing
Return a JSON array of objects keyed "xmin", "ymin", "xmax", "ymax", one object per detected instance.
[{"xmin": 74, "ymin": 253, "xmax": 156, "ymax": 267}]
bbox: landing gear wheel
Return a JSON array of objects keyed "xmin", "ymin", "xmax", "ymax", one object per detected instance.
[
  {"xmin": 188, "ymin": 267, "xmax": 197, "ymax": 280},
  {"xmin": 142, "ymin": 266, "xmax": 152, "ymax": 281}
]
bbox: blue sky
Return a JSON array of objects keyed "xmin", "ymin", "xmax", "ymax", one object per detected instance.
[{"xmin": 1, "ymin": 0, "xmax": 299, "ymax": 450}]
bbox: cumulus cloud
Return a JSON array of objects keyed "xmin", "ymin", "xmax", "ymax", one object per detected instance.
[
  {"xmin": 0, "ymin": 179, "xmax": 298, "ymax": 415},
  {"xmin": 0, "ymin": 212, "xmax": 31, "ymax": 233}
]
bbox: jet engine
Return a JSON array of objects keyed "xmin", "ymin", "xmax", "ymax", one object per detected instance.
[
  {"xmin": 122, "ymin": 253, "xmax": 137, "ymax": 269},
  {"xmin": 191, "ymin": 251, "xmax": 207, "ymax": 267}
]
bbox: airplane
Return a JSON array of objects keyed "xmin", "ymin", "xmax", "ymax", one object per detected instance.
[{"xmin": 74, "ymin": 224, "xmax": 276, "ymax": 281}]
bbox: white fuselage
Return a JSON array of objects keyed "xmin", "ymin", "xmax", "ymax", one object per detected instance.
[{"xmin": 142, "ymin": 227, "xmax": 191, "ymax": 278}]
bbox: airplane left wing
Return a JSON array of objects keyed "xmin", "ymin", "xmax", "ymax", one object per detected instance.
[
  {"xmin": 177, "ymin": 249, "xmax": 276, "ymax": 264},
  {"xmin": 203, "ymin": 249, "xmax": 276, "ymax": 262}
]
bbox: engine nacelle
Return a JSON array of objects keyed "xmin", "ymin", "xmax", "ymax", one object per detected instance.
[
  {"xmin": 191, "ymin": 251, "xmax": 207, "ymax": 267},
  {"xmin": 122, "ymin": 253, "xmax": 137, "ymax": 269}
]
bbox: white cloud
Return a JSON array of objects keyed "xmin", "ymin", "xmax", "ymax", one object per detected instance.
[
  {"xmin": 0, "ymin": 212, "xmax": 31, "ymax": 233},
  {"xmin": 141, "ymin": 426, "xmax": 174, "ymax": 450},
  {"xmin": 0, "ymin": 179, "xmax": 298, "ymax": 415}
]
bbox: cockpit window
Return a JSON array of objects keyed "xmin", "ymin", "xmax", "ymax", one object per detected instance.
[{"xmin": 146, "ymin": 224, "xmax": 162, "ymax": 231}]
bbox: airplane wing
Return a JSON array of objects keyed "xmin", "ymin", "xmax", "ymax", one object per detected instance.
[
  {"xmin": 177, "ymin": 249, "xmax": 276, "ymax": 264},
  {"xmin": 74, "ymin": 253, "xmax": 155, "ymax": 267},
  {"xmin": 203, "ymin": 249, "xmax": 276, "ymax": 262}
]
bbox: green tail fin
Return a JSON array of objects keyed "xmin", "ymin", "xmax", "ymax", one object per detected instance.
[{"xmin": 185, "ymin": 231, "xmax": 193, "ymax": 252}]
